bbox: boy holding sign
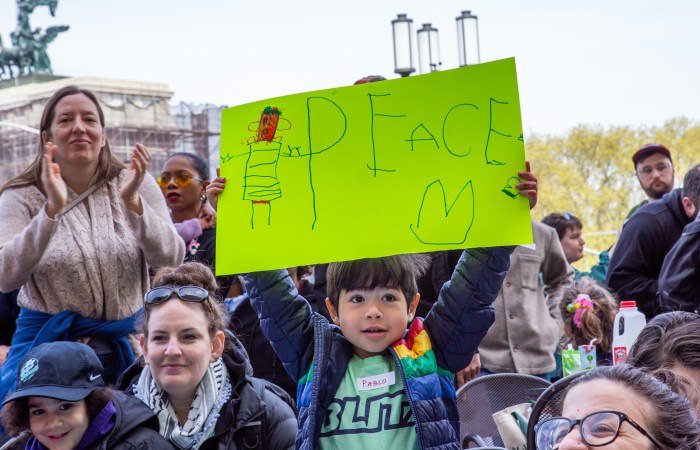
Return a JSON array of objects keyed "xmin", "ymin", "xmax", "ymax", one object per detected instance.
[{"xmin": 210, "ymin": 165, "xmax": 537, "ymax": 449}]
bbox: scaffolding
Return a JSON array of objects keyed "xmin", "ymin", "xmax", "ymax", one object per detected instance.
[{"xmin": 0, "ymin": 78, "xmax": 224, "ymax": 185}]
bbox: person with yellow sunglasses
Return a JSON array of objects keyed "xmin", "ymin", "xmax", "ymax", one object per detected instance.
[{"xmin": 157, "ymin": 153, "xmax": 240, "ymax": 300}]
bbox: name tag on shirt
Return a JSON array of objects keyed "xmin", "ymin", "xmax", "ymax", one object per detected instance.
[{"xmin": 356, "ymin": 371, "xmax": 396, "ymax": 391}]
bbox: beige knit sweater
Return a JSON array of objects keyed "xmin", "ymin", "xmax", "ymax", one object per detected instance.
[{"xmin": 0, "ymin": 170, "xmax": 185, "ymax": 321}]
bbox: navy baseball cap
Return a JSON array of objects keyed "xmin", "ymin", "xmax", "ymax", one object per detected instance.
[{"xmin": 2, "ymin": 341, "xmax": 105, "ymax": 405}]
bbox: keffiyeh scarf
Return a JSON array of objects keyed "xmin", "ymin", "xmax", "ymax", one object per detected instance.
[{"xmin": 134, "ymin": 357, "xmax": 231, "ymax": 450}]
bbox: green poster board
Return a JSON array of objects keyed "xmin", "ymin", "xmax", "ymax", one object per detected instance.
[{"xmin": 217, "ymin": 57, "xmax": 532, "ymax": 274}]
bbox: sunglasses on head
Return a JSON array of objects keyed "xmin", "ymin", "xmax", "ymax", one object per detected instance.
[
  {"xmin": 144, "ymin": 285, "xmax": 216, "ymax": 317},
  {"xmin": 156, "ymin": 172, "xmax": 204, "ymax": 189}
]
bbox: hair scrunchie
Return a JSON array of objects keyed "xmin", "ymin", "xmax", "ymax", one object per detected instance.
[{"xmin": 566, "ymin": 294, "xmax": 594, "ymax": 329}]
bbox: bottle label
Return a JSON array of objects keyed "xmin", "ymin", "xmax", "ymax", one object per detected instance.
[{"xmin": 613, "ymin": 346, "xmax": 628, "ymax": 365}]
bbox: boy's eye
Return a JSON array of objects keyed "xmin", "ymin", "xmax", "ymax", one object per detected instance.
[
  {"xmin": 382, "ymin": 294, "xmax": 397, "ymax": 302},
  {"xmin": 59, "ymin": 403, "xmax": 75, "ymax": 411},
  {"xmin": 349, "ymin": 295, "xmax": 364, "ymax": 303},
  {"xmin": 183, "ymin": 334, "xmax": 198, "ymax": 341}
]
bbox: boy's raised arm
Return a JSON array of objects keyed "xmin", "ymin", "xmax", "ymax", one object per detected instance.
[
  {"xmin": 424, "ymin": 246, "xmax": 514, "ymax": 373},
  {"xmin": 244, "ymin": 270, "xmax": 316, "ymax": 382}
]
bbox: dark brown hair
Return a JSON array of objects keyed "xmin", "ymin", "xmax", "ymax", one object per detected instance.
[
  {"xmin": 0, "ymin": 85, "xmax": 124, "ymax": 196},
  {"xmin": 627, "ymin": 311, "xmax": 700, "ymax": 371},
  {"xmin": 541, "ymin": 212, "xmax": 583, "ymax": 240},
  {"xmin": 565, "ymin": 365, "xmax": 700, "ymax": 450},
  {"xmin": 140, "ymin": 262, "xmax": 229, "ymax": 338},
  {"xmin": 554, "ymin": 277, "xmax": 618, "ymax": 355},
  {"xmin": 683, "ymin": 163, "xmax": 700, "ymax": 211},
  {"xmin": 326, "ymin": 253, "xmax": 431, "ymax": 313},
  {"xmin": 1, "ymin": 388, "xmax": 113, "ymax": 437}
]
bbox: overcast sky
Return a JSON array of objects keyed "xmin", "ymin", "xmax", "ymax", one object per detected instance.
[{"xmin": 1, "ymin": 0, "xmax": 699, "ymax": 136}]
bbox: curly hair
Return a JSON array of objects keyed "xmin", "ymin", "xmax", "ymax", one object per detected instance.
[
  {"xmin": 553, "ymin": 277, "xmax": 618, "ymax": 355},
  {"xmin": 139, "ymin": 262, "xmax": 229, "ymax": 339},
  {"xmin": 1, "ymin": 388, "xmax": 113, "ymax": 437},
  {"xmin": 565, "ymin": 365, "xmax": 700, "ymax": 450}
]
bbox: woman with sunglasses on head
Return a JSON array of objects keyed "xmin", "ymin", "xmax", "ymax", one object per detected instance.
[
  {"xmin": 0, "ymin": 86, "xmax": 184, "ymax": 403},
  {"xmin": 156, "ymin": 153, "xmax": 238, "ymax": 300},
  {"xmin": 535, "ymin": 364, "xmax": 699, "ymax": 450},
  {"xmin": 117, "ymin": 262, "xmax": 296, "ymax": 450}
]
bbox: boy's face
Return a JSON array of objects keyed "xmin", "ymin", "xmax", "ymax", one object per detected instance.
[
  {"xmin": 28, "ymin": 397, "xmax": 90, "ymax": 450},
  {"xmin": 326, "ymin": 287, "xmax": 420, "ymax": 359}
]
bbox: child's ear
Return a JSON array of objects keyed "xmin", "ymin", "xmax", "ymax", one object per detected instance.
[
  {"xmin": 407, "ymin": 293, "xmax": 420, "ymax": 321},
  {"xmin": 325, "ymin": 298, "xmax": 340, "ymax": 324}
]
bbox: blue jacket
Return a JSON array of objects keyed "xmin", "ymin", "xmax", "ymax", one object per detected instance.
[{"xmin": 244, "ymin": 247, "xmax": 513, "ymax": 449}]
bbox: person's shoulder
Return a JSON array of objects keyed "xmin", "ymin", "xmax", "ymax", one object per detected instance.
[
  {"xmin": 532, "ymin": 220, "xmax": 557, "ymax": 238},
  {"xmin": 0, "ymin": 433, "xmax": 30, "ymax": 450},
  {"xmin": 636, "ymin": 189, "xmax": 682, "ymax": 216},
  {"xmin": 682, "ymin": 218, "xmax": 700, "ymax": 236},
  {"xmin": 108, "ymin": 392, "xmax": 174, "ymax": 450},
  {"xmin": 1, "ymin": 183, "xmax": 43, "ymax": 203}
]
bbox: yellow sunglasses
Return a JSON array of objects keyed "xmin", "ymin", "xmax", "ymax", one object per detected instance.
[{"xmin": 156, "ymin": 172, "xmax": 204, "ymax": 189}]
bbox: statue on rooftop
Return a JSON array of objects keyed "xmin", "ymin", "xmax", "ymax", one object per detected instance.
[{"xmin": 0, "ymin": 0, "xmax": 68, "ymax": 79}]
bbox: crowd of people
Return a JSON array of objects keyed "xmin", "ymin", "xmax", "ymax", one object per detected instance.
[{"xmin": 0, "ymin": 84, "xmax": 698, "ymax": 450}]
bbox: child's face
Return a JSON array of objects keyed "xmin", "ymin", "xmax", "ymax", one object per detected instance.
[
  {"xmin": 28, "ymin": 397, "xmax": 90, "ymax": 450},
  {"xmin": 326, "ymin": 287, "xmax": 420, "ymax": 359}
]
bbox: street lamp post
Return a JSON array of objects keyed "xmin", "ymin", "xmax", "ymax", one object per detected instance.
[
  {"xmin": 391, "ymin": 14, "xmax": 415, "ymax": 77},
  {"xmin": 417, "ymin": 23, "xmax": 441, "ymax": 74},
  {"xmin": 456, "ymin": 10, "xmax": 480, "ymax": 66}
]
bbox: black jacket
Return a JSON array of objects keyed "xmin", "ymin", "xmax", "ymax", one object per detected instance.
[
  {"xmin": 607, "ymin": 189, "xmax": 691, "ymax": 318},
  {"xmin": 657, "ymin": 217, "xmax": 700, "ymax": 313},
  {"xmin": 184, "ymin": 227, "xmax": 237, "ymax": 301},
  {"xmin": 0, "ymin": 290, "xmax": 19, "ymax": 346},
  {"xmin": 117, "ymin": 334, "xmax": 296, "ymax": 450},
  {"xmin": 0, "ymin": 392, "xmax": 173, "ymax": 450}
]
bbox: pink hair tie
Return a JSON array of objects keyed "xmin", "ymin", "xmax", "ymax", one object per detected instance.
[{"xmin": 566, "ymin": 294, "xmax": 594, "ymax": 329}]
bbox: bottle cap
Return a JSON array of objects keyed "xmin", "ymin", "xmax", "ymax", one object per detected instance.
[{"xmin": 620, "ymin": 301, "xmax": 637, "ymax": 308}]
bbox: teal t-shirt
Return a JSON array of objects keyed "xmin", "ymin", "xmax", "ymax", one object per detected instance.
[{"xmin": 318, "ymin": 354, "xmax": 418, "ymax": 450}]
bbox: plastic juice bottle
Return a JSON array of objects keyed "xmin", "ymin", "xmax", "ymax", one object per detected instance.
[{"xmin": 612, "ymin": 301, "xmax": 647, "ymax": 365}]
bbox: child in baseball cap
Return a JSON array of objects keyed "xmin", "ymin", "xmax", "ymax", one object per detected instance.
[{"xmin": 1, "ymin": 341, "xmax": 172, "ymax": 450}]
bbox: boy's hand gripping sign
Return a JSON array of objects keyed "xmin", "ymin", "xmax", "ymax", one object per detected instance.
[{"xmin": 217, "ymin": 58, "xmax": 531, "ymax": 274}]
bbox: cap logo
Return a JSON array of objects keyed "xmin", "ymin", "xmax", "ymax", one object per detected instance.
[
  {"xmin": 89, "ymin": 373, "xmax": 101, "ymax": 381},
  {"xmin": 20, "ymin": 358, "xmax": 39, "ymax": 383}
]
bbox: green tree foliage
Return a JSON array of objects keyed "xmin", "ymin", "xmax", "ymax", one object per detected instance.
[{"xmin": 526, "ymin": 117, "xmax": 700, "ymax": 270}]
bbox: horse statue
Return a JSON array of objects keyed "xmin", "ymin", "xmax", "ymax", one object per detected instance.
[{"xmin": 0, "ymin": 34, "xmax": 28, "ymax": 79}]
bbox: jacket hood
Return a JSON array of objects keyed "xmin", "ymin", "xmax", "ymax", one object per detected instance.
[
  {"xmin": 106, "ymin": 392, "xmax": 161, "ymax": 445},
  {"xmin": 662, "ymin": 188, "xmax": 691, "ymax": 226}
]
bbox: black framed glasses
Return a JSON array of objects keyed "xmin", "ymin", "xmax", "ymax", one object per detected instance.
[
  {"xmin": 156, "ymin": 172, "xmax": 204, "ymax": 189},
  {"xmin": 535, "ymin": 410, "xmax": 662, "ymax": 449},
  {"xmin": 144, "ymin": 285, "xmax": 215, "ymax": 317}
]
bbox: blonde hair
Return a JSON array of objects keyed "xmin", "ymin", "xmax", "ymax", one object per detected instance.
[{"xmin": 554, "ymin": 277, "xmax": 618, "ymax": 354}]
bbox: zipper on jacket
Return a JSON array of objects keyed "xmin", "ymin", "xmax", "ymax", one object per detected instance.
[{"xmin": 389, "ymin": 347, "xmax": 424, "ymax": 450}]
